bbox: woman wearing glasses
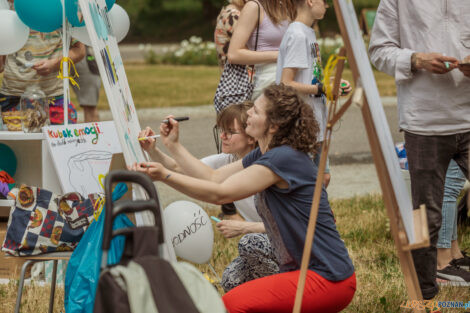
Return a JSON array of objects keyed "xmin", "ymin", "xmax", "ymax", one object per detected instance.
[{"xmin": 138, "ymin": 102, "xmax": 279, "ymax": 291}]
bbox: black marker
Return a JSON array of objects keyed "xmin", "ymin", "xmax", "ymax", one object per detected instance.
[{"xmin": 162, "ymin": 116, "xmax": 190, "ymax": 124}]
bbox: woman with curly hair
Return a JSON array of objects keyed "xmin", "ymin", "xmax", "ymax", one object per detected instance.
[{"xmin": 132, "ymin": 84, "xmax": 356, "ymax": 313}]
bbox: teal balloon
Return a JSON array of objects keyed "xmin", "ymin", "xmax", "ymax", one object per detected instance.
[
  {"xmin": 106, "ymin": 0, "xmax": 115, "ymax": 11},
  {"xmin": 65, "ymin": 0, "xmax": 84, "ymax": 27},
  {"xmin": 15, "ymin": 0, "xmax": 62, "ymax": 33},
  {"xmin": 0, "ymin": 143, "xmax": 17, "ymax": 177},
  {"xmin": 66, "ymin": 0, "xmax": 115, "ymax": 27}
]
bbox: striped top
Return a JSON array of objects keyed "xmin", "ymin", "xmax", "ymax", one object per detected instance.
[{"xmin": 0, "ymin": 30, "xmax": 64, "ymax": 97}]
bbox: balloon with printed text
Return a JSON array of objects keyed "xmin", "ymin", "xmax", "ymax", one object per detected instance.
[{"xmin": 164, "ymin": 201, "xmax": 214, "ymax": 264}]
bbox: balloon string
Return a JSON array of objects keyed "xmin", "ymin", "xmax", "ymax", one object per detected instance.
[
  {"xmin": 93, "ymin": 196, "xmax": 105, "ymax": 222},
  {"xmin": 322, "ymin": 54, "xmax": 347, "ymax": 102},
  {"xmin": 207, "ymin": 262, "xmax": 221, "ymax": 283},
  {"xmin": 57, "ymin": 57, "xmax": 80, "ymax": 89}
]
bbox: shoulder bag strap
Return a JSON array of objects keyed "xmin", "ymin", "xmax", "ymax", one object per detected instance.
[{"xmin": 249, "ymin": 0, "xmax": 261, "ymax": 83}]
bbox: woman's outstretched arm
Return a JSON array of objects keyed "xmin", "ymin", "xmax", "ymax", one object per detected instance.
[{"xmin": 132, "ymin": 162, "xmax": 282, "ymax": 205}]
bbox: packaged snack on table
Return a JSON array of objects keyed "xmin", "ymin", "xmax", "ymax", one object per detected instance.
[{"xmin": 20, "ymin": 86, "xmax": 49, "ymax": 133}]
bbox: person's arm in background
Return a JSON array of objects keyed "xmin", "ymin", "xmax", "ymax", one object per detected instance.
[
  {"xmin": 226, "ymin": 1, "xmax": 278, "ymax": 65},
  {"xmin": 216, "ymin": 220, "xmax": 265, "ymax": 238},
  {"xmin": 368, "ymin": 0, "xmax": 457, "ymax": 82},
  {"xmin": 458, "ymin": 55, "xmax": 470, "ymax": 78},
  {"xmin": 33, "ymin": 41, "xmax": 86, "ymax": 76},
  {"xmin": 0, "ymin": 55, "xmax": 5, "ymax": 73},
  {"xmin": 281, "ymin": 68, "xmax": 351, "ymax": 96}
]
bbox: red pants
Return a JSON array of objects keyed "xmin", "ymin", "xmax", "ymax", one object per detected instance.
[{"xmin": 223, "ymin": 270, "xmax": 356, "ymax": 313}]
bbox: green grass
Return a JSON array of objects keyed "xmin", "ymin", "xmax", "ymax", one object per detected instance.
[
  {"xmin": 2, "ymin": 195, "xmax": 469, "ymax": 313},
  {"xmin": 0, "ymin": 64, "xmax": 397, "ymax": 112}
]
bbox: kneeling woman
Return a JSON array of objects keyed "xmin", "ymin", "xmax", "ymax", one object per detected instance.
[{"xmin": 132, "ymin": 84, "xmax": 356, "ymax": 313}]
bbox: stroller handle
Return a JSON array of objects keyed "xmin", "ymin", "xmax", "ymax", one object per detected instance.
[
  {"xmin": 102, "ymin": 200, "xmax": 163, "ymax": 253},
  {"xmin": 103, "ymin": 170, "xmax": 163, "ymax": 252}
]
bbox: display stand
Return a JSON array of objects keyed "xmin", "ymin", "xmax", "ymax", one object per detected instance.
[
  {"xmin": 292, "ymin": 1, "xmax": 430, "ymax": 312},
  {"xmin": 0, "ymin": 131, "xmax": 61, "ymax": 218}
]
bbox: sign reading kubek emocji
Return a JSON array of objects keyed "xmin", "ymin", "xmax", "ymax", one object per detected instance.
[
  {"xmin": 43, "ymin": 121, "xmax": 122, "ymax": 197},
  {"xmin": 77, "ymin": 0, "xmax": 176, "ymax": 261}
]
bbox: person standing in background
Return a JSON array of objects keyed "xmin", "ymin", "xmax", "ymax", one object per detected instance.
[
  {"xmin": 72, "ymin": 46, "xmax": 101, "ymax": 123},
  {"xmin": 369, "ymin": 0, "xmax": 470, "ymax": 298},
  {"xmin": 227, "ymin": 0, "xmax": 295, "ymax": 100},
  {"xmin": 0, "ymin": 1, "xmax": 85, "ymax": 125},
  {"xmin": 214, "ymin": 0, "xmax": 248, "ymax": 70}
]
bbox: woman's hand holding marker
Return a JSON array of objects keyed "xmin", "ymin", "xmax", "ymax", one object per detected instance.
[
  {"xmin": 159, "ymin": 115, "xmax": 189, "ymax": 148},
  {"xmin": 138, "ymin": 127, "xmax": 158, "ymax": 152}
]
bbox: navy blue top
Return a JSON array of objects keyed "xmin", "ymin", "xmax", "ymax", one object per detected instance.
[{"xmin": 243, "ymin": 145, "xmax": 354, "ymax": 281}]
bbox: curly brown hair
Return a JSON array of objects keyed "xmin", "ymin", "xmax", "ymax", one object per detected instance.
[{"xmin": 263, "ymin": 84, "xmax": 319, "ymax": 154}]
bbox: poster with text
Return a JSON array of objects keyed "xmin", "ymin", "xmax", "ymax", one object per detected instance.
[
  {"xmin": 43, "ymin": 121, "xmax": 121, "ymax": 197},
  {"xmin": 78, "ymin": 0, "xmax": 176, "ymax": 260}
]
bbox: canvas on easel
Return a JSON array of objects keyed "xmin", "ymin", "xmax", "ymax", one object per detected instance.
[
  {"xmin": 292, "ymin": 0, "xmax": 430, "ymax": 312},
  {"xmin": 77, "ymin": 0, "xmax": 176, "ymax": 261}
]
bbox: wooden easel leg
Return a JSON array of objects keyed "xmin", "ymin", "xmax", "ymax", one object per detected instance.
[{"xmin": 361, "ymin": 101, "xmax": 424, "ymax": 312}]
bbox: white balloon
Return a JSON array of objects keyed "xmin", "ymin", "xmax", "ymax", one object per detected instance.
[
  {"xmin": 71, "ymin": 25, "xmax": 91, "ymax": 46},
  {"xmin": 0, "ymin": 0, "xmax": 10, "ymax": 10},
  {"xmin": 70, "ymin": 4, "xmax": 130, "ymax": 46},
  {"xmin": 0, "ymin": 10, "xmax": 29, "ymax": 55},
  {"xmin": 164, "ymin": 201, "xmax": 214, "ymax": 264},
  {"xmin": 109, "ymin": 4, "xmax": 130, "ymax": 43}
]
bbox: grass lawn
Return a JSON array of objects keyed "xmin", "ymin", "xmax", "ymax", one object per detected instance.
[
  {"xmin": 1, "ymin": 64, "xmax": 397, "ymax": 111},
  {"xmin": 1, "ymin": 195, "xmax": 469, "ymax": 312}
]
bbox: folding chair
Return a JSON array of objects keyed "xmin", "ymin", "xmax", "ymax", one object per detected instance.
[{"xmin": 13, "ymin": 251, "xmax": 72, "ymax": 313}]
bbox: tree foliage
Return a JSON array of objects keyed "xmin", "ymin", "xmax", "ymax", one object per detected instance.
[{"xmin": 119, "ymin": 0, "xmax": 381, "ymax": 43}]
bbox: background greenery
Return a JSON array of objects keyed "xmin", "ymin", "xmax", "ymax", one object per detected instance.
[
  {"xmin": 1, "ymin": 65, "xmax": 396, "ymax": 110},
  {"xmin": 120, "ymin": 0, "xmax": 381, "ymax": 42}
]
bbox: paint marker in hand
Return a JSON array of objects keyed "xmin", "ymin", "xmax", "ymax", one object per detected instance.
[
  {"xmin": 442, "ymin": 53, "xmax": 451, "ymax": 69},
  {"xmin": 138, "ymin": 134, "xmax": 161, "ymax": 141},
  {"xmin": 162, "ymin": 116, "xmax": 190, "ymax": 124},
  {"xmin": 210, "ymin": 216, "xmax": 221, "ymax": 223}
]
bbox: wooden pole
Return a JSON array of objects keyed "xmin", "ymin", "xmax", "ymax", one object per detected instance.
[{"xmin": 292, "ymin": 51, "xmax": 347, "ymax": 313}]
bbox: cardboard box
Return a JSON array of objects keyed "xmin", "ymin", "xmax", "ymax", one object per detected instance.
[{"xmin": 0, "ymin": 222, "xmax": 27, "ymax": 279}]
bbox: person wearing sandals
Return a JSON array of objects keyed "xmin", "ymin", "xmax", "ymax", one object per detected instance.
[
  {"xmin": 132, "ymin": 84, "xmax": 356, "ymax": 312},
  {"xmin": 227, "ymin": 0, "xmax": 295, "ymax": 100},
  {"xmin": 138, "ymin": 102, "xmax": 279, "ymax": 291}
]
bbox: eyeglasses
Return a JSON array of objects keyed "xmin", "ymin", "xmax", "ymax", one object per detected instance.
[
  {"xmin": 212, "ymin": 126, "xmax": 241, "ymax": 153},
  {"xmin": 219, "ymin": 128, "xmax": 240, "ymax": 139}
]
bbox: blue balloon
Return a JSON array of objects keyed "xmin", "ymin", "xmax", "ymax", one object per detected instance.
[
  {"xmin": 15, "ymin": 0, "xmax": 63, "ymax": 33},
  {"xmin": 106, "ymin": 0, "xmax": 115, "ymax": 11},
  {"xmin": 65, "ymin": 0, "xmax": 115, "ymax": 27},
  {"xmin": 65, "ymin": 0, "xmax": 84, "ymax": 27},
  {"xmin": 0, "ymin": 143, "xmax": 17, "ymax": 177}
]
